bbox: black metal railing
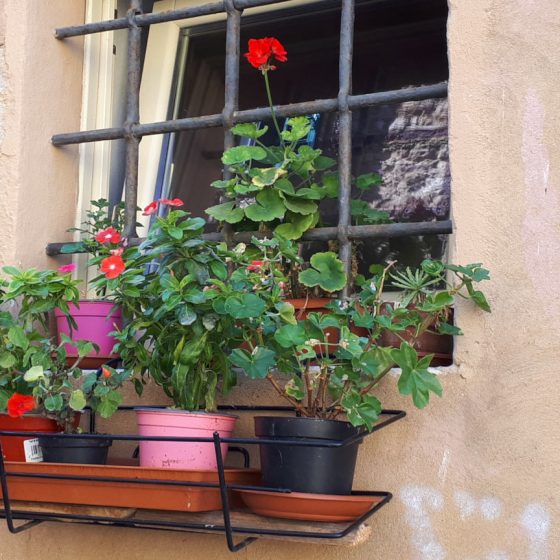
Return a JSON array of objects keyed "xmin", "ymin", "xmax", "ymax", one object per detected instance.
[{"xmin": 0, "ymin": 406, "xmax": 405, "ymax": 552}]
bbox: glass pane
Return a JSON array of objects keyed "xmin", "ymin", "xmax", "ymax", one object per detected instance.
[{"xmin": 164, "ymin": 0, "xmax": 449, "ymax": 268}]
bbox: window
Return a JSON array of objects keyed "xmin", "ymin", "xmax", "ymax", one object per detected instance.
[{"xmin": 51, "ymin": 0, "xmax": 451, "ymax": 293}]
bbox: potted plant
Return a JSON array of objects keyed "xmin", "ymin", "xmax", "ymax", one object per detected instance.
[
  {"xmin": 228, "ymin": 253, "xmax": 490, "ymax": 494},
  {"xmin": 368, "ymin": 260, "xmax": 491, "ymax": 364},
  {"xmin": 13, "ymin": 336, "xmax": 131, "ymax": 465},
  {"xmin": 55, "ymin": 199, "xmax": 131, "ymax": 366},
  {"xmin": 206, "ymin": 38, "xmax": 388, "ymax": 318},
  {"xmin": 0, "ymin": 266, "xmax": 81, "ymax": 461},
  {"xmin": 112, "ymin": 200, "xmax": 241, "ymax": 470}
]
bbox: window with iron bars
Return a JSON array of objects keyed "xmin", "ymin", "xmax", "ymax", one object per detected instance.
[{"xmin": 48, "ymin": 0, "xmax": 452, "ymax": 298}]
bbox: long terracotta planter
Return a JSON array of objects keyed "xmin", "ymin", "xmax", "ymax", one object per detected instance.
[
  {"xmin": 0, "ymin": 414, "xmax": 59, "ymax": 462},
  {"xmin": 0, "ymin": 462, "xmax": 260, "ymax": 512}
]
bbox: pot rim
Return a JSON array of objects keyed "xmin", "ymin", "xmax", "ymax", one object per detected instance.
[{"xmin": 134, "ymin": 407, "xmax": 239, "ymax": 420}]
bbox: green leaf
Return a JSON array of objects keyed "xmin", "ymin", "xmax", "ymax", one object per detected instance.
[
  {"xmin": 69, "ymin": 389, "xmax": 87, "ymax": 411},
  {"xmin": 206, "ymin": 201, "xmax": 245, "ymax": 224},
  {"xmin": 222, "ymin": 145, "xmax": 267, "ymax": 165},
  {"xmin": 341, "ymin": 391, "xmax": 381, "ymax": 431},
  {"xmin": 281, "ymin": 196, "xmax": 318, "ymax": 216},
  {"xmin": 393, "ymin": 343, "xmax": 443, "ymax": 409},
  {"xmin": 8, "ymin": 326, "xmax": 29, "ymax": 350},
  {"xmin": 416, "ymin": 291, "xmax": 455, "ymax": 312},
  {"xmin": 82, "ymin": 372, "xmax": 98, "ymax": 393},
  {"xmin": 276, "ymin": 301, "xmax": 297, "ymax": 325},
  {"xmin": 274, "ymin": 213, "xmax": 316, "ymax": 240},
  {"xmin": 466, "ymin": 284, "xmax": 491, "ymax": 312},
  {"xmin": 224, "ymin": 294, "xmax": 266, "ymax": 319},
  {"xmin": 231, "ymin": 123, "xmax": 268, "ymax": 139},
  {"xmin": 23, "ymin": 365, "xmax": 45, "ymax": 382},
  {"xmin": 244, "ymin": 189, "xmax": 286, "ymax": 222},
  {"xmin": 298, "ymin": 252, "xmax": 347, "ymax": 293},
  {"xmin": 0, "ymin": 353, "xmax": 16, "ymax": 369},
  {"xmin": 285, "ymin": 376, "xmax": 305, "ymax": 400},
  {"xmin": 251, "ymin": 167, "xmax": 286, "ymax": 188},
  {"xmin": 356, "ymin": 172, "xmax": 382, "ymax": 190},
  {"xmin": 97, "ymin": 390, "xmax": 122, "ymax": 418},
  {"xmin": 437, "ymin": 322, "xmax": 462, "ymax": 336},
  {"xmin": 274, "ymin": 324, "xmax": 307, "ymax": 348},
  {"xmin": 281, "ymin": 116, "xmax": 311, "ymax": 142},
  {"xmin": 210, "ymin": 261, "xmax": 228, "ymax": 281},
  {"xmin": 228, "ymin": 347, "xmax": 276, "ymax": 379},
  {"xmin": 44, "ymin": 394, "xmax": 63, "ymax": 412},
  {"xmin": 178, "ymin": 305, "xmax": 197, "ymax": 326}
]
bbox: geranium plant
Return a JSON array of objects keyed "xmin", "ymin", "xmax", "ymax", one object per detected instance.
[
  {"xmin": 206, "ymin": 38, "xmax": 389, "ymax": 298},
  {"xmin": 229, "ymin": 258, "xmax": 491, "ymax": 430}
]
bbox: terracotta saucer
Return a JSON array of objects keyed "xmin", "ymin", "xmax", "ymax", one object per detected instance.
[{"xmin": 235, "ymin": 489, "xmax": 384, "ymax": 522}]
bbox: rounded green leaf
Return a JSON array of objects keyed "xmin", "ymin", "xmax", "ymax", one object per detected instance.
[
  {"xmin": 222, "ymin": 145, "xmax": 267, "ymax": 165},
  {"xmin": 206, "ymin": 201, "xmax": 245, "ymax": 224},
  {"xmin": 244, "ymin": 189, "xmax": 286, "ymax": 222},
  {"xmin": 69, "ymin": 389, "xmax": 87, "ymax": 411},
  {"xmin": 298, "ymin": 252, "xmax": 347, "ymax": 292}
]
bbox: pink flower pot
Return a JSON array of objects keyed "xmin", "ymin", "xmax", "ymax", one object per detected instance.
[
  {"xmin": 55, "ymin": 300, "xmax": 122, "ymax": 360},
  {"xmin": 136, "ymin": 409, "xmax": 237, "ymax": 470}
]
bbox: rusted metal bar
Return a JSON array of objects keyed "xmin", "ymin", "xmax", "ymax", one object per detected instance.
[
  {"xmin": 54, "ymin": 0, "xmax": 296, "ymax": 39},
  {"xmin": 45, "ymin": 220, "xmax": 453, "ymax": 256},
  {"xmin": 51, "ymin": 83, "xmax": 448, "ymax": 146},
  {"xmin": 337, "ymin": 0, "xmax": 355, "ymax": 298},
  {"xmin": 221, "ymin": 0, "xmax": 242, "ymax": 246},
  {"xmin": 122, "ymin": 0, "xmax": 143, "ymax": 238}
]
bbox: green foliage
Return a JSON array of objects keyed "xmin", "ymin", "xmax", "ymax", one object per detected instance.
[{"xmin": 298, "ymin": 252, "xmax": 347, "ymax": 293}]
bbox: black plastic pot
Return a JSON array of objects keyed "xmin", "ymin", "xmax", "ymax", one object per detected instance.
[
  {"xmin": 254, "ymin": 416, "xmax": 363, "ymax": 495},
  {"xmin": 38, "ymin": 436, "xmax": 112, "ymax": 465}
]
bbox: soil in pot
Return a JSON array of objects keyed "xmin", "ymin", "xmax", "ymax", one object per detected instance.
[
  {"xmin": 38, "ymin": 435, "xmax": 112, "ymax": 465},
  {"xmin": 0, "ymin": 414, "xmax": 59, "ymax": 462},
  {"xmin": 254, "ymin": 416, "xmax": 363, "ymax": 495},
  {"xmin": 55, "ymin": 301, "xmax": 122, "ymax": 367},
  {"xmin": 136, "ymin": 409, "xmax": 237, "ymax": 470}
]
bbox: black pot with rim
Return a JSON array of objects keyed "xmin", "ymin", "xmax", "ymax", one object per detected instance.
[
  {"xmin": 38, "ymin": 435, "xmax": 112, "ymax": 465},
  {"xmin": 254, "ymin": 416, "xmax": 363, "ymax": 495}
]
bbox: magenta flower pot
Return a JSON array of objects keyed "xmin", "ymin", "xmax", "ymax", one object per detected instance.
[
  {"xmin": 136, "ymin": 409, "xmax": 237, "ymax": 470},
  {"xmin": 55, "ymin": 301, "xmax": 122, "ymax": 360}
]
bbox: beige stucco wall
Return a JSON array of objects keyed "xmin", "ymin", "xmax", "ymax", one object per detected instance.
[{"xmin": 1, "ymin": 0, "xmax": 559, "ymax": 559}]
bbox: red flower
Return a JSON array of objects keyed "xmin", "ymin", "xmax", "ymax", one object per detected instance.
[
  {"xmin": 95, "ymin": 227, "xmax": 122, "ymax": 244},
  {"xmin": 143, "ymin": 201, "xmax": 159, "ymax": 216},
  {"xmin": 58, "ymin": 263, "xmax": 76, "ymax": 274},
  {"xmin": 245, "ymin": 38, "xmax": 287, "ymax": 71},
  {"xmin": 7, "ymin": 394, "xmax": 36, "ymax": 418},
  {"xmin": 100, "ymin": 255, "xmax": 126, "ymax": 279},
  {"xmin": 247, "ymin": 260, "xmax": 264, "ymax": 271},
  {"xmin": 160, "ymin": 198, "xmax": 184, "ymax": 207},
  {"xmin": 102, "ymin": 367, "xmax": 112, "ymax": 379},
  {"xmin": 110, "ymin": 247, "xmax": 124, "ymax": 257}
]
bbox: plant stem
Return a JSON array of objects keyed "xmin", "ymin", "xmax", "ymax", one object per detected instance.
[
  {"xmin": 263, "ymin": 70, "xmax": 283, "ymax": 142},
  {"xmin": 266, "ymin": 373, "xmax": 308, "ymax": 415}
]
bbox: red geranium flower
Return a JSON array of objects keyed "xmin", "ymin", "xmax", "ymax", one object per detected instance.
[
  {"xmin": 100, "ymin": 255, "xmax": 126, "ymax": 279},
  {"xmin": 143, "ymin": 201, "xmax": 159, "ymax": 216},
  {"xmin": 160, "ymin": 198, "xmax": 184, "ymax": 207},
  {"xmin": 245, "ymin": 38, "xmax": 287, "ymax": 71},
  {"xmin": 247, "ymin": 260, "xmax": 264, "ymax": 271},
  {"xmin": 7, "ymin": 394, "xmax": 36, "ymax": 418},
  {"xmin": 95, "ymin": 227, "xmax": 122, "ymax": 244}
]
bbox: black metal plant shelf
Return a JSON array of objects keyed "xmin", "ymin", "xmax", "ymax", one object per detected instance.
[{"xmin": 0, "ymin": 406, "xmax": 405, "ymax": 553}]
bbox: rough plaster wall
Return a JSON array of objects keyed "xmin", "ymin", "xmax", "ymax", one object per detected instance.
[
  {"xmin": 0, "ymin": 1, "xmax": 84, "ymax": 270},
  {"xmin": 1, "ymin": 1, "xmax": 560, "ymax": 559}
]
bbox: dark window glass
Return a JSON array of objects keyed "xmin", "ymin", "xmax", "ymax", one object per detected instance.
[{"xmin": 162, "ymin": 0, "xmax": 449, "ymax": 269}]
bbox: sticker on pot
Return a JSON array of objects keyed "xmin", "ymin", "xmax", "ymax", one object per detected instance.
[{"xmin": 23, "ymin": 439, "xmax": 43, "ymax": 462}]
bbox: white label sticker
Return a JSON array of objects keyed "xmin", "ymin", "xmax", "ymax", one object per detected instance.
[{"xmin": 23, "ymin": 438, "xmax": 43, "ymax": 463}]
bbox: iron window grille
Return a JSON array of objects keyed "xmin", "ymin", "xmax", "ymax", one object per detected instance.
[{"xmin": 49, "ymin": 0, "xmax": 451, "ymax": 297}]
